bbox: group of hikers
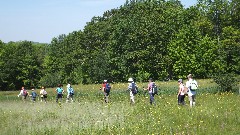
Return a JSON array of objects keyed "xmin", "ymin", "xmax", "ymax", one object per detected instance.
[
  {"xmin": 101, "ymin": 74, "xmax": 198, "ymax": 107},
  {"xmin": 17, "ymin": 74, "xmax": 198, "ymax": 107},
  {"xmin": 18, "ymin": 83, "xmax": 74, "ymax": 103}
]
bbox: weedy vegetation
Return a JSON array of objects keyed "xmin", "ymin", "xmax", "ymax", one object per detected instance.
[{"xmin": 0, "ymin": 80, "xmax": 240, "ymax": 135}]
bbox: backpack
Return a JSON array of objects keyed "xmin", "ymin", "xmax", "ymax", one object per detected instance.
[
  {"xmin": 105, "ymin": 83, "xmax": 111, "ymax": 93},
  {"xmin": 23, "ymin": 90, "xmax": 28, "ymax": 96},
  {"xmin": 131, "ymin": 82, "xmax": 138, "ymax": 95},
  {"xmin": 151, "ymin": 83, "xmax": 158, "ymax": 95},
  {"xmin": 32, "ymin": 92, "xmax": 37, "ymax": 98},
  {"xmin": 69, "ymin": 87, "xmax": 74, "ymax": 95},
  {"xmin": 189, "ymin": 80, "xmax": 198, "ymax": 91}
]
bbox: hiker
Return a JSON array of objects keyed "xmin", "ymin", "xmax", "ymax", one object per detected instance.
[
  {"xmin": 147, "ymin": 78, "xmax": 156, "ymax": 105},
  {"xmin": 66, "ymin": 83, "xmax": 74, "ymax": 103},
  {"xmin": 177, "ymin": 79, "xmax": 185, "ymax": 105},
  {"xmin": 56, "ymin": 84, "xmax": 64, "ymax": 103},
  {"xmin": 40, "ymin": 86, "xmax": 47, "ymax": 103},
  {"xmin": 31, "ymin": 88, "xmax": 38, "ymax": 102},
  {"xmin": 18, "ymin": 86, "xmax": 28, "ymax": 101},
  {"xmin": 128, "ymin": 78, "xmax": 138, "ymax": 105},
  {"xmin": 102, "ymin": 80, "xmax": 111, "ymax": 103},
  {"xmin": 186, "ymin": 74, "xmax": 198, "ymax": 107}
]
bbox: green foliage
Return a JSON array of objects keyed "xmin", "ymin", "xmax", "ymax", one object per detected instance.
[
  {"xmin": 1, "ymin": 0, "xmax": 240, "ymax": 90},
  {"xmin": 39, "ymin": 72, "xmax": 62, "ymax": 88},
  {"xmin": 213, "ymin": 73, "xmax": 239, "ymax": 92}
]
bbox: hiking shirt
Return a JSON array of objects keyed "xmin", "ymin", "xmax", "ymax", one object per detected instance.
[
  {"xmin": 18, "ymin": 90, "xmax": 24, "ymax": 96},
  {"xmin": 40, "ymin": 89, "xmax": 47, "ymax": 97},
  {"xmin": 56, "ymin": 87, "xmax": 63, "ymax": 94},
  {"xmin": 186, "ymin": 79, "xmax": 197, "ymax": 96},
  {"xmin": 147, "ymin": 82, "xmax": 154, "ymax": 93},
  {"xmin": 179, "ymin": 83, "xmax": 185, "ymax": 95}
]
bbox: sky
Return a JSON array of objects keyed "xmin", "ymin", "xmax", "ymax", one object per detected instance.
[{"xmin": 0, "ymin": 0, "xmax": 197, "ymax": 43}]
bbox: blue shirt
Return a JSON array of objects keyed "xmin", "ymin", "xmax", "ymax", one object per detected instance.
[{"xmin": 56, "ymin": 87, "xmax": 63, "ymax": 94}]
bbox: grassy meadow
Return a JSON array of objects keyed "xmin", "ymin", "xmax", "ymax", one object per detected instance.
[{"xmin": 0, "ymin": 79, "xmax": 240, "ymax": 135}]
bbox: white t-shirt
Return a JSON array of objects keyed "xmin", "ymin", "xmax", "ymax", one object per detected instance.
[{"xmin": 186, "ymin": 79, "xmax": 198, "ymax": 96}]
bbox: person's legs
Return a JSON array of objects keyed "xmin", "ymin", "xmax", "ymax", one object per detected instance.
[
  {"xmin": 105, "ymin": 92, "xmax": 109, "ymax": 103},
  {"xmin": 188, "ymin": 95, "xmax": 193, "ymax": 107},
  {"xmin": 152, "ymin": 93, "xmax": 156, "ymax": 105},
  {"xmin": 43, "ymin": 95, "xmax": 47, "ymax": 103},
  {"xmin": 181, "ymin": 95, "xmax": 185, "ymax": 105},
  {"xmin": 59, "ymin": 94, "xmax": 63, "ymax": 102},
  {"xmin": 70, "ymin": 95, "xmax": 74, "ymax": 102},
  {"xmin": 130, "ymin": 92, "xmax": 135, "ymax": 104},
  {"xmin": 149, "ymin": 93, "xmax": 154, "ymax": 105},
  {"xmin": 66, "ymin": 94, "xmax": 70, "ymax": 103},
  {"xmin": 32, "ymin": 97, "xmax": 36, "ymax": 102},
  {"xmin": 104, "ymin": 92, "xmax": 107, "ymax": 103},
  {"xmin": 192, "ymin": 95, "xmax": 196, "ymax": 106},
  {"xmin": 178, "ymin": 95, "xmax": 181, "ymax": 105},
  {"xmin": 56, "ymin": 94, "xmax": 60, "ymax": 103}
]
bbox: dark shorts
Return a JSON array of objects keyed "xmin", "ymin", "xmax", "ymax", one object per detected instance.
[{"xmin": 57, "ymin": 94, "xmax": 63, "ymax": 98}]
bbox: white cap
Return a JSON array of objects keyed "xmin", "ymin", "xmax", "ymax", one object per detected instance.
[
  {"xmin": 128, "ymin": 78, "xmax": 133, "ymax": 82},
  {"xmin": 104, "ymin": 80, "xmax": 107, "ymax": 82},
  {"xmin": 67, "ymin": 84, "xmax": 71, "ymax": 88}
]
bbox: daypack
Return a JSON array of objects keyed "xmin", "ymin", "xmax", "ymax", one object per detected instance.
[
  {"xmin": 69, "ymin": 87, "xmax": 74, "ymax": 95},
  {"xmin": 131, "ymin": 82, "xmax": 138, "ymax": 94},
  {"xmin": 105, "ymin": 83, "xmax": 111, "ymax": 93},
  {"xmin": 32, "ymin": 92, "xmax": 37, "ymax": 98},
  {"xmin": 189, "ymin": 80, "xmax": 198, "ymax": 91},
  {"xmin": 23, "ymin": 90, "xmax": 28, "ymax": 96},
  {"xmin": 151, "ymin": 83, "xmax": 158, "ymax": 95}
]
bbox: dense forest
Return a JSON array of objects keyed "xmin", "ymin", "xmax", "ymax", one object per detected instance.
[{"xmin": 0, "ymin": 0, "xmax": 239, "ymax": 90}]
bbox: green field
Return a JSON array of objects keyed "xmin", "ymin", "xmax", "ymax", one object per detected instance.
[{"xmin": 0, "ymin": 80, "xmax": 240, "ymax": 135}]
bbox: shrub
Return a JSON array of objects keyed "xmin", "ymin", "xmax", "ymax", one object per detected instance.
[
  {"xmin": 39, "ymin": 73, "xmax": 62, "ymax": 87},
  {"xmin": 213, "ymin": 73, "xmax": 239, "ymax": 92}
]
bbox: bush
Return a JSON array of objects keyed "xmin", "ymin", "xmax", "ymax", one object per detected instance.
[
  {"xmin": 213, "ymin": 73, "xmax": 239, "ymax": 92},
  {"xmin": 39, "ymin": 73, "xmax": 62, "ymax": 88}
]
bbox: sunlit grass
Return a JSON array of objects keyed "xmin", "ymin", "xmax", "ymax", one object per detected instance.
[{"xmin": 0, "ymin": 80, "xmax": 240, "ymax": 134}]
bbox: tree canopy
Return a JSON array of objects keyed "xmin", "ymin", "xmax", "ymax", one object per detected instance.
[{"xmin": 0, "ymin": 0, "xmax": 239, "ymax": 90}]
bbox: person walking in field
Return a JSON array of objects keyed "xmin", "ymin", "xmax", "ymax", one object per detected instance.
[
  {"xmin": 18, "ymin": 86, "xmax": 28, "ymax": 101},
  {"xmin": 66, "ymin": 83, "xmax": 74, "ymax": 103},
  {"xmin": 31, "ymin": 88, "xmax": 38, "ymax": 102},
  {"xmin": 40, "ymin": 86, "xmax": 47, "ymax": 103},
  {"xmin": 101, "ymin": 80, "xmax": 111, "ymax": 103},
  {"xmin": 128, "ymin": 78, "xmax": 138, "ymax": 105},
  {"xmin": 56, "ymin": 84, "xmax": 64, "ymax": 103},
  {"xmin": 177, "ymin": 79, "xmax": 185, "ymax": 105},
  {"xmin": 186, "ymin": 74, "xmax": 198, "ymax": 107},
  {"xmin": 147, "ymin": 78, "xmax": 156, "ymax": 105}
]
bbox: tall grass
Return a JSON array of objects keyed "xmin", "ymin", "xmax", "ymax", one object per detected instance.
[{"xmin": 0, "ymin": 79, "xmax": 240, "ymax": 134}]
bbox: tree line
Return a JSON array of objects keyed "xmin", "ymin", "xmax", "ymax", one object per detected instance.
[{"xmin": 0, "ymin": 0, "xmax": 239, "ymax": 90}]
